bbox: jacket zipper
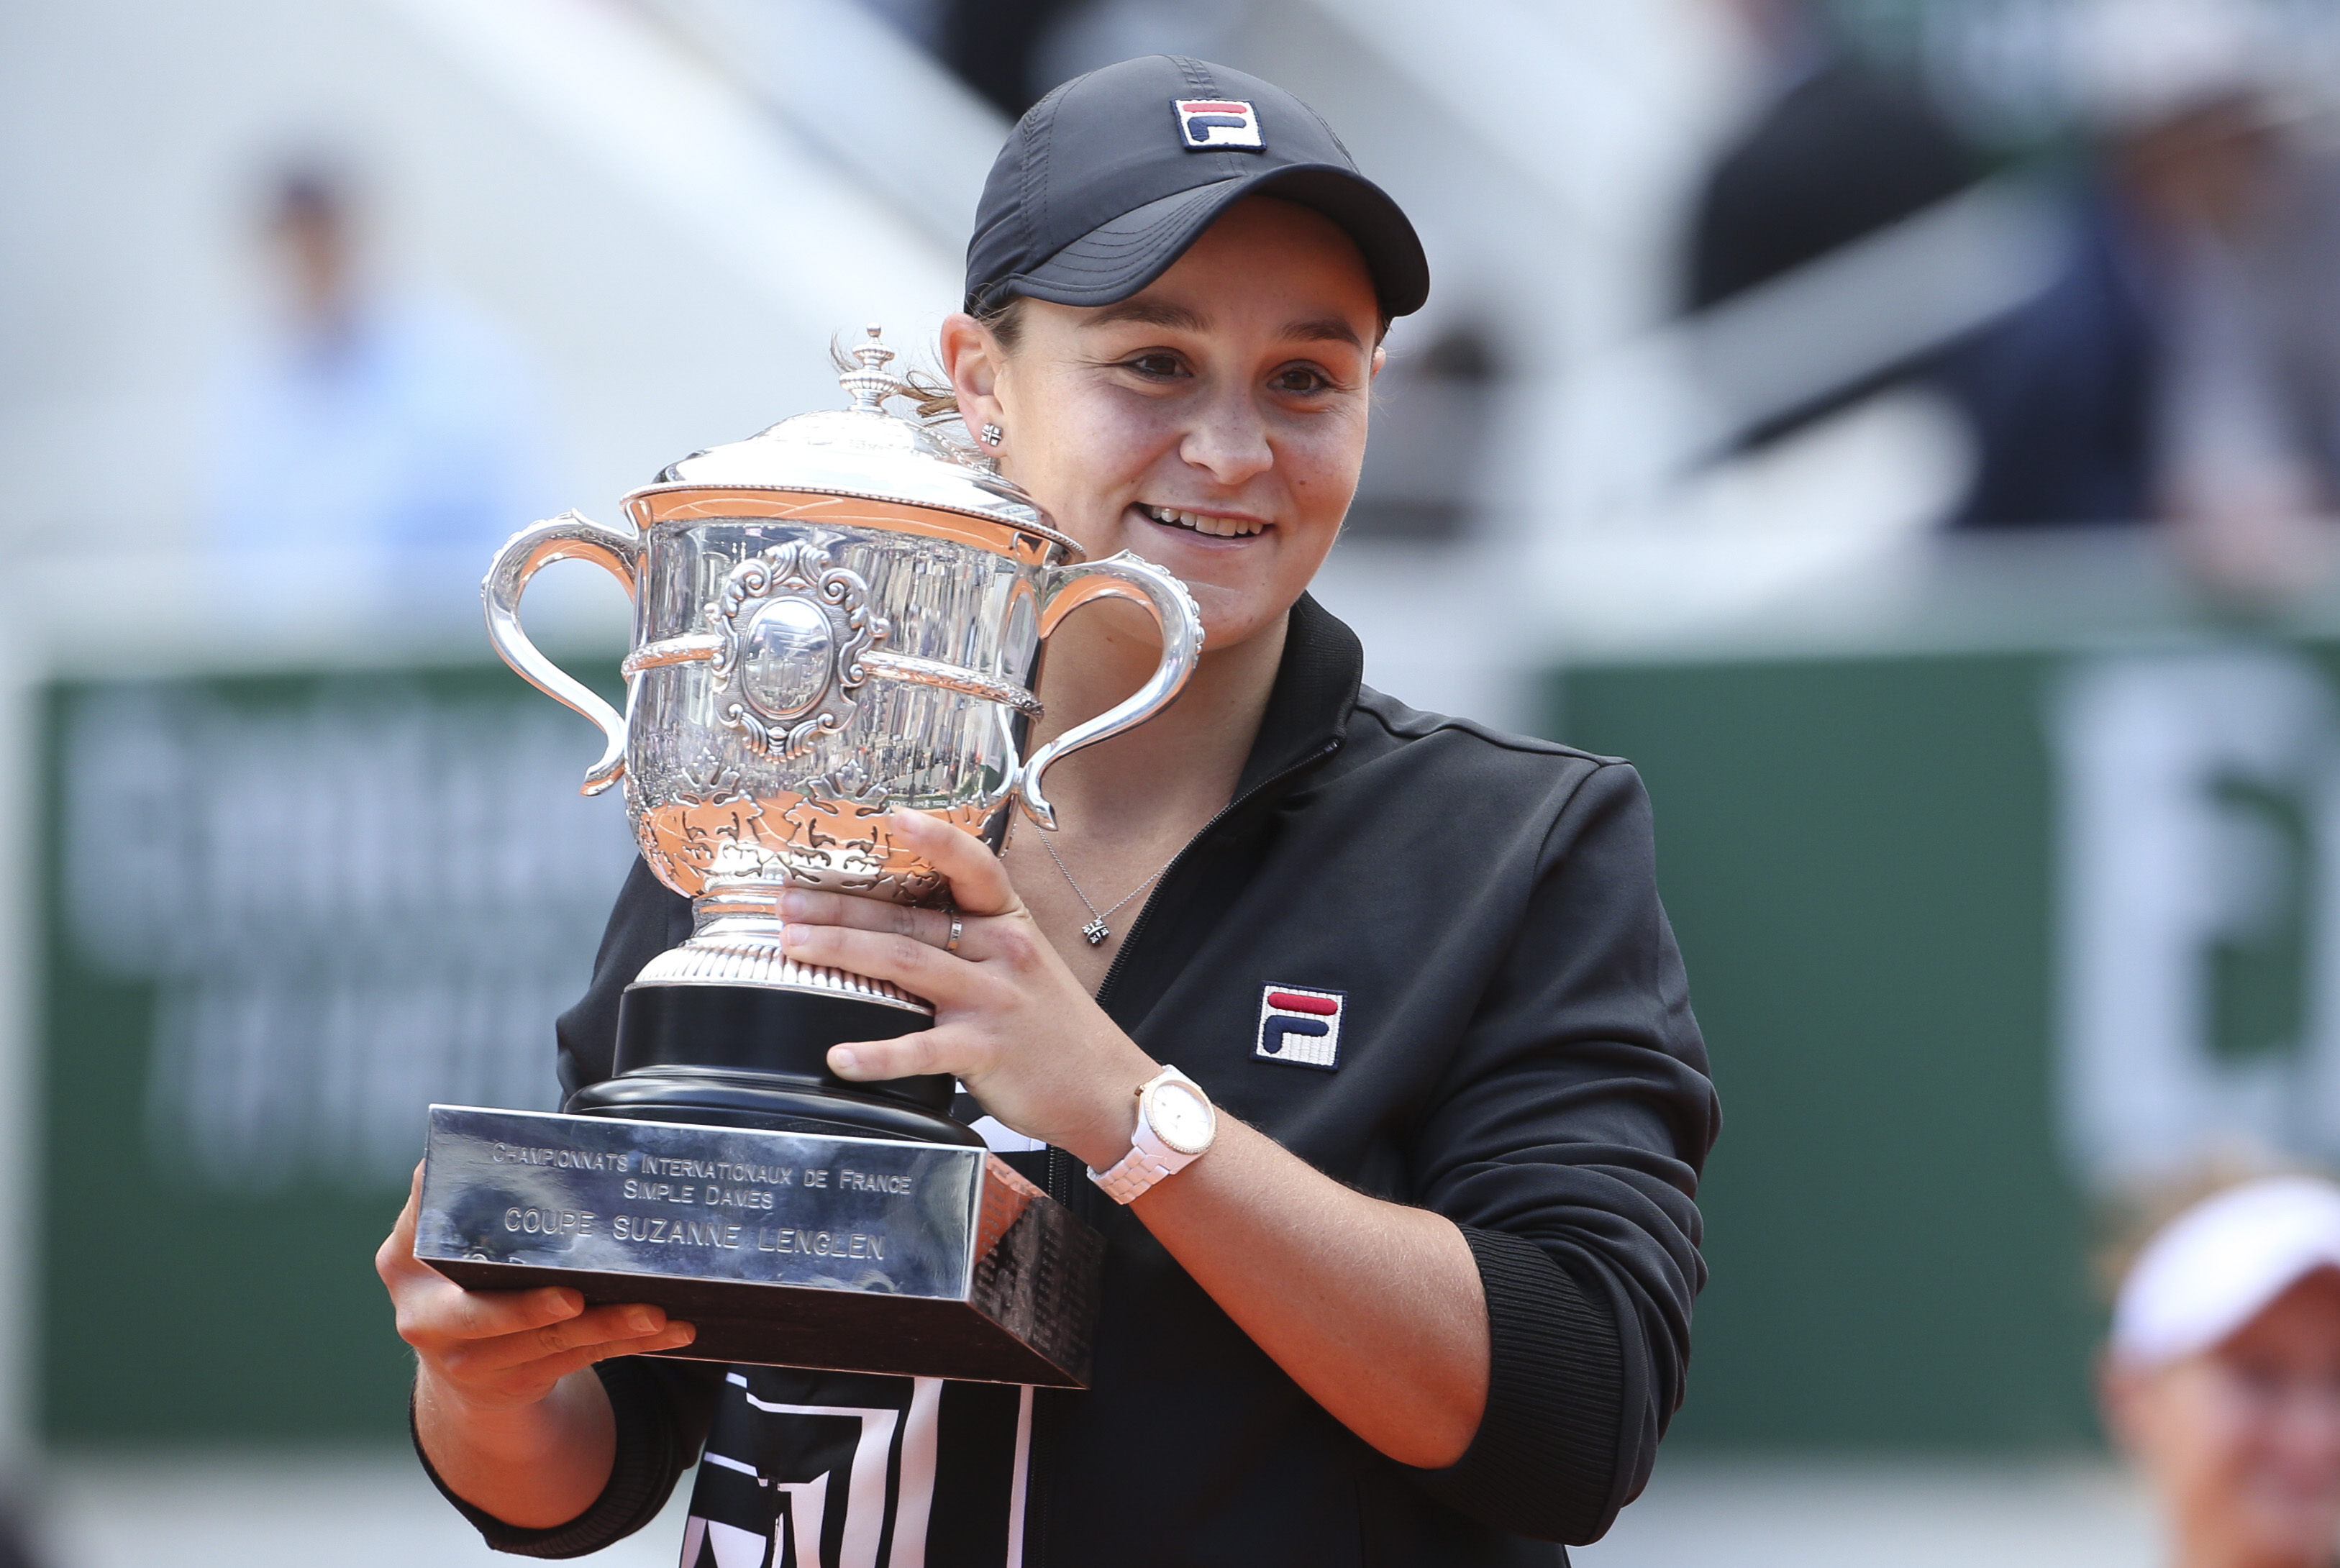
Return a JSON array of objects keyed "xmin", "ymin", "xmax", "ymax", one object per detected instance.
[
  {"xmin": 1093, "ymin": 735, "xmax": 1342, "ymax": 1014},
  {"xmin": 1039, "ymin": 734, "xmax": 1339, "ymax": 1204},
  {"xmin": 1028, "ymin": 734, "xmax": 1340, "ymax": 1568}
]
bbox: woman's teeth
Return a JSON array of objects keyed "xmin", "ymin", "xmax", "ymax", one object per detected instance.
[{"xmin": 1141, "ymin": 503, "xmax": 1264, "ymax": 537}]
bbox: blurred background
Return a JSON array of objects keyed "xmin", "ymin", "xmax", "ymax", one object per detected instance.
[{"xmin": 11, "ymin": 0, "xmax": 2340, "ymax": 1561}]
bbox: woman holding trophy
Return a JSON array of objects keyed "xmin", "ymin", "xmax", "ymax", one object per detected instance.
[{"xmin": 378, "ymin": 55, "xmax": 1718, "ymax": 1565}]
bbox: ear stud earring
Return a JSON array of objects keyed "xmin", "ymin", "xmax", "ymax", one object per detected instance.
[{"xmin": 980, "ymin": 422, "xmax": 1003, "ymax": 447}]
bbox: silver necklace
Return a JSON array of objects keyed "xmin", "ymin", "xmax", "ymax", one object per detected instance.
[{"xmin": 1035, "ymin": 828, "xmax": 1178, "ymax": 947}]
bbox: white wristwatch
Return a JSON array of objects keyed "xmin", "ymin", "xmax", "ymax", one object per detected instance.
[{"xmin": 1087, "ymin": 1067, "xmax": 1217, "ymax": 1204}]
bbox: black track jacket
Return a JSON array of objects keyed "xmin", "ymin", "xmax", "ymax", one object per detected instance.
[{"xmin": 424, "ymin": 594, "xmax": 1718, "ymax": 1565}]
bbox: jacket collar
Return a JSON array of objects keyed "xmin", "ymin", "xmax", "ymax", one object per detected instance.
[
  {"xmin": 1091, "ymin": 593, "xmax": 1362, "ymax": 1029},
  {"xmin": 1231, "ymin": 592, "xmax": 1364, "ymax": 798}
]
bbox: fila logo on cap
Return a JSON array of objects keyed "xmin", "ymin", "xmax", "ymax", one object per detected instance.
[
  {"xmin": 1175, "ymin": 99, "xmax": 1264, "ymax": 150},
  {"xmin": 1256, "ymin": 984, "xmax": 1342, "ymax": 1070}
]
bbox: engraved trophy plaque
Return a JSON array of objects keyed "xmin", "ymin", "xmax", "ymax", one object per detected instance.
[{"xmin": 413, "ymin": 329, "xmax": 1201, "ymax": 1386}]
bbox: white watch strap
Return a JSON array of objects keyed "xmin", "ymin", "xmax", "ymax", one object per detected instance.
[
  {"xmin": 1086, "ymin": 1068, "xmax": 1208, "ymax": 1205},
  {"xmin": 1089, "ymin": 1142, "xmax": 1186, "ymax": 1204}
]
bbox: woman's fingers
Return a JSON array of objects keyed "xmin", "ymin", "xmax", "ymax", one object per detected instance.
[
  {"xmin": 490, "ymin": 1321, "xmax": 700, "ymax": 1390},
  {"xmin": 374, "ymin": 1162, "xmax": 431, "ymax": 1283},
  {"xmin": 432, "ymin": 1282, "xmax": 588, "ymax": 1344},
  {"xmin": 452, "ymin": 1301, "xmax": 693, "ymax": 1375},
  {"xmin": 780, "ymin": 888, "xmax": 957, "ymax": 949},
  {"xmin": 885, "ymin": 810, "xmax": 1020, "ymax": 917},
  {"xmin": 409, "ymin": 1275, "xmax": 693, "ymax": 1363},
  {"xmin": 783, "ymin": 919, "xmax": 971, "ymax": 1004},
  {"xmin": 426, "ymin": 1313, "xmax": 698, "ymax": 1412},
  {"xmin": 380, "ymin": 1157, "xmax": 696, "ymax": 1399},
  {"xmin": 828, "ymin": 1024, "xmax": 966, "ymax": 1084},
  {"xmin": 405, "ymin": 1277, "xmax": 696, "ymax": 1407}
]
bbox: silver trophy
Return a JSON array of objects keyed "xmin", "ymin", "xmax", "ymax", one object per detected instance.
[{"xmin": 412, "ymin": 329, "xmax": 1200, "ymax": 1385}]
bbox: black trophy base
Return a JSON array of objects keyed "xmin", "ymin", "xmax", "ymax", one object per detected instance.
[{"xmin": 566, "ymin": 983, "xmax": 983, "ymax": 1148}]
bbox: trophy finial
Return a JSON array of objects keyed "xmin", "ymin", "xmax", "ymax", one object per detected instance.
[{"xmin": 839, "ymin": 324, "xmax": 908, "ymax": 414}]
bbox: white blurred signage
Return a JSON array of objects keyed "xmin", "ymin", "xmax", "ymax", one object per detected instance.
[
  {"xmin": 2050, "ymin": 646, "xmax": 2340, "ymax": 1190},
  {"xmin": 60, "ymin": 679, "xmax": 636, "ymax": 1193}
]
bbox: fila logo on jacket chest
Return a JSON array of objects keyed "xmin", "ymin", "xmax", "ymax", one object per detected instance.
[{"xmin": 1256, "ymin": 985, "xmax": 1344, "ymax": 1070}]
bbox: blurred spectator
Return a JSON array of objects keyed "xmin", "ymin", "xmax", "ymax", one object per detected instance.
[
  {"xmin": 936, "ymin": 0, "xmax": 1083, "ymax": 117},
  {"xmin": 1690, "ymin": 0, "xmax": 1977, "ymax": 312},
  {"xmin": 207, "ymin": 160, "xmax": 547, "ymax": 607},
  {"xmin": 1683, "ymin": 0, "xmax": 1981, "ymax": 445},
  {"xmin": 2103, "ymin": 1175, "xmax": 2340, "ymax": 1568},
  {"xmin": 1948, "ymin": 0, "xmax": 2340, "ymax": 601},
  {"xmin": 927, "ymin": 0, "xmax": 1241, "ymax": 120},
  {"xmin": 1344, "ymin": 322, "xmax": 1501, "ymax": 542}
]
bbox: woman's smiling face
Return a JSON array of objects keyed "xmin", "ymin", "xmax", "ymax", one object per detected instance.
[{"xmin": 943, "ymin": 196, "xmax": 1384, "ymax": 653}]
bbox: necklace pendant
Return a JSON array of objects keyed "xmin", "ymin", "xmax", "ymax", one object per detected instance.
[{"xmin": 1081, "ymin": 917, "xmax": 1110, "ymax": 947}]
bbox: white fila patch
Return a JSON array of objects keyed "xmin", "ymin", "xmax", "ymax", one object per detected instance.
[
  {"xmin": 1175, "ymin": 99, "xmax": 1264, "ymax": 150},
  {"xmin": 1256, "ymin": 983, "xmax": 1343, "ymax": 1070}
]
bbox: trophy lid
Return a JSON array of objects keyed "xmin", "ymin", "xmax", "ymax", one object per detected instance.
[{"xmin": 642, "ymin": 327, "xmax": 1082, "ymax": 557}]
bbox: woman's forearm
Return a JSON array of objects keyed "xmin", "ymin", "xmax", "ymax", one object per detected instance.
[
  {"xmin": 414, "ymin": 1366, "xmax": 618, "ymax": 1531},
  {"xmin": 1122, "ymin": 1118, "xmax": 1490, "ymax": 1468},
  {"xmin": 791, "ymin": 816, "xmax": 1492, "ymax": 1467}
]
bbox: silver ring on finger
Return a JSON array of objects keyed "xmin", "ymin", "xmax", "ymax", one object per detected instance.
[{"xmin": 944, "ymin": 915, "xmax": 963, "ymax": 954}]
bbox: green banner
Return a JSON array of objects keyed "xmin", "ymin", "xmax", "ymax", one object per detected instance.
[
  {"xmin": 40, "ymin": 665, "xmax": 632, "ymax": 1441},
  {"xmin": 40, "ymin": 635, "xmax": 2340, "ymax": 1448},
  {"xmin": 1559, "ymin": 634, "xmax": 2340, "ymax": 1449}
]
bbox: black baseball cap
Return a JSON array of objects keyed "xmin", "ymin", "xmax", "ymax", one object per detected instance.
[{"xmin": 963, "ymin": 55, "xmax": 1430, "ymax": 320}]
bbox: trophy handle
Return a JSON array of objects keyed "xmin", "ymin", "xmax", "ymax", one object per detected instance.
[
  {"xmin": 483, "ymin": 509, "xmax": 642, "ymax": 796},
  {"xmin": 1018, "ymin": 552, "xmax": 1202, "ymax": 830}
]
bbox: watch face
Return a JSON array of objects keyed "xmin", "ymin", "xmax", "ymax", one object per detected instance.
[{"xmin": 1149, "ymin": 1082, "xmax": 1216, "ymax": 1156}]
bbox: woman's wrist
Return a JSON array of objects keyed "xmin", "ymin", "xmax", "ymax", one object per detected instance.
[
  {"xmin": 415, "ymin": 1359, "xmax": 601, "ymax": 1450},
  {"xmin": 415, "ymin": 1364, "xmax": 617, "ymax": 1525},
  {"xmin": 1053, "ymin": 1044, "xmax": 1165, "ymax": 1172},
  {"xmin": 1015, "ymin": 1029, "xmax": 1151, "ymax": 1179}
]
